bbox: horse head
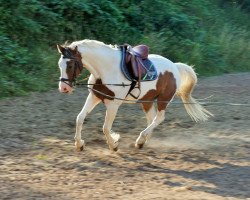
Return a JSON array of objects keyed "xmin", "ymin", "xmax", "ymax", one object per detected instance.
[{"xmin": 57, "ymin": 44, "xmax": 83, "ymax": 93}]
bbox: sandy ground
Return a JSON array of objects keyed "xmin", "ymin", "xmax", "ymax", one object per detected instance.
[{"xmin": 0, "ymin": 73, "xmax": 250, "ymax": 200}]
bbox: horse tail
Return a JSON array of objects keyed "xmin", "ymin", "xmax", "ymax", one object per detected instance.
[{"xmin": 175, "ymin": 62, "xmax": 213, "ymax": 122}]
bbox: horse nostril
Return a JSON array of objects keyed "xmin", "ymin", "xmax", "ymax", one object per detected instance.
[{"xmin": 63, "ymin": 88, "xmax": 67, "ymax": 91}]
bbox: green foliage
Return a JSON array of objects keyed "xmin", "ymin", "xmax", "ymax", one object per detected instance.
[{"xmin": 0, "ymin": 0, "xmax": 249, "ymax": 98}]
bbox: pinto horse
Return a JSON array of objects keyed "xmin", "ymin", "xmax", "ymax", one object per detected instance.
[{"xmin": 57, "ymin": 39, "xmax": 212, "ymax": 151}]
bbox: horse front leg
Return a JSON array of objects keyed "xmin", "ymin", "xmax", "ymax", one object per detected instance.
[
  {"xmin": 75, "ymin": 92, "xmax": 101, "ymax": 151},
  {"xmin": 103, "ymin": 102, "xmax": 121, "ymax": 151}
]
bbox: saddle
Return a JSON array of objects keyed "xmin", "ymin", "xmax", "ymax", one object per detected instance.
[{"xmin": 120, "ymin": 44, "xmax": 158, "ymax": 98}]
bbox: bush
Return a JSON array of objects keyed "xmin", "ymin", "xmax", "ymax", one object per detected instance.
[{"xmin": 0, "ymin": 0, "xmax": 249, "ymax": 98}]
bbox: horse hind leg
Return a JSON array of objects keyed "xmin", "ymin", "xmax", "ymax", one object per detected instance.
[
  {"xmin": 134, "ymin": 101, "xmax": 156, "ymax": 148},
  {"xmin": 135, "ymin": 108, "xmax": 165, "ymax": 149},
  {"xmin": 135, "ymin": 73, "xmax": 177, "ymax": 149},
  {"xmin": 142, "ymin": 102, "xmax": 157, "ymax": 126}
]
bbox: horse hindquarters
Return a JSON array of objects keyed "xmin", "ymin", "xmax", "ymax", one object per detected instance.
[{"xmin": 175, "ymin": 63, "xmax": 213, "ymax": 122}]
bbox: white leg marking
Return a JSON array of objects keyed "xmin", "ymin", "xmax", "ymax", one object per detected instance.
[
  {"xmin": 75, "ymin": 93, "xmax": 101, "ymax": 151},
  {"xmin": 144, "ymin": 105, "xmax": 157, "ymax": 126},
  {"xmin": 103, "ymin": 102, "xmax": 121, "ymax": 151},
  {"xmin": 135, "ymin": 110, "xmax": 165, "ymax": 148}
]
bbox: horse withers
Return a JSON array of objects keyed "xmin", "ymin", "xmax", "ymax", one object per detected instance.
[{"xmin": 57, "ymin": 40, "xmax": 213, "ymax": 151}]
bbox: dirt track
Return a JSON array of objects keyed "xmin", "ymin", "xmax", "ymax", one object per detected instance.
[{"xmin": 0, "ymin": 73, "xmax": 250, "ymax": 200}]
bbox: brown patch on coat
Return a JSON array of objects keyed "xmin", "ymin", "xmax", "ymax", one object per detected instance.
[
  {"xmin": 92, "ymin": 79, "xmax": 115, "ymax": 102},
  {"xmin": 140, "ymin": 71, "xmax": 177, "ymax": 112},
  {"xmin": 140, "ymin": 89, "xmax": 156, "ymax": 112},
  {"xmin": 65, "ymin": 47, "xmax": 84, "ymax": 83}
]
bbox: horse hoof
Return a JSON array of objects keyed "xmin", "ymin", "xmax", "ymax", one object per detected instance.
[
  {"xmin": 80, "ymin": 145, "xmax": 84, "ymax": 151},
  {"xmin": 135, "ymin": 143, "xmax": 144, "ymax": 149},
  {"xmin": 75, "ymin": 140, "xmax": 85, "ymax": 151},
  {"xmin": 113, "ymin": 147, "xmax": 118, "ymax": 152},
  {"xmin": 76, "ymin": 145, "xmax": 84, "ymax": 151}
]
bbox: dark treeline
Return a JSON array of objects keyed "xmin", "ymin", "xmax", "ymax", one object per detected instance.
[{"xmin": 0, "ymin": 0, "xmax": 250, "ymax": 97}]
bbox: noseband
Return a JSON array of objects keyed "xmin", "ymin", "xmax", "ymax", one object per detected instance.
[{"xmin": 60, "ymin": 48, "xmax": 83, "ymax": 87}]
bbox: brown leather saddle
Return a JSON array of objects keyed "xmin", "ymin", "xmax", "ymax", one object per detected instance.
[{"xmin": 120, "ymin": 44, "xmax": 157, "ymax": 98}]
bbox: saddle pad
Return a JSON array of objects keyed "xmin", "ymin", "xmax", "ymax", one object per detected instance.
[{"xmin": 120, "ymin": 46, "xmax": 158, "ymax": 82}]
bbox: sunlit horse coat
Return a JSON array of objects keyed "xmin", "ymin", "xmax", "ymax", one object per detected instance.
[{"xmin": 57, "ymin": 40, "xmax": 212, "ymax": 151}]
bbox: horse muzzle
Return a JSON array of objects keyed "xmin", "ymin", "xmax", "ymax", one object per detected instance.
[{"xmin": 59, "ymin": 81, "xmax": 73, "ymax": 93}]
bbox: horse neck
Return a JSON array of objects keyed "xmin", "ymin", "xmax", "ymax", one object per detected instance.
[{"xmin": 80, "ymin": 46, "xmax": 121, "ymax": 81}]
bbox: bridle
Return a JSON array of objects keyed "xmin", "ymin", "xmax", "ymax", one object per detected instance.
[{"xmin": 59, "ymin": 48, "xmax": 83, "ymax": 87}]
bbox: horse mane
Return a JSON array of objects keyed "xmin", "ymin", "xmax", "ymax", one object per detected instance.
[{"xmin": 68, "ymin": 39, "xmax": 116, "ymax": 50}]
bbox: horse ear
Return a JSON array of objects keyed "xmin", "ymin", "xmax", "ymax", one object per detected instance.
[{"xmin": 57, "ymin": 44, "xmax": 65, "ymax": 54}]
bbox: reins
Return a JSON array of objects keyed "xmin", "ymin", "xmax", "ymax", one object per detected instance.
[
  {"xmin": 58, "ymin": 76, "xmax": 250, "ymax": 106},
  {"xmin": 75, "ymin": 81, "xmax": 131, "ymax": 87},
  {"xmin": 77, "ymin": 84, "xmax": 250, "ymax": 106}
]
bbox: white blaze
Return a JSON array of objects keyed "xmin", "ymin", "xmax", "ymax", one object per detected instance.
[{"xmin": 58, "ymin": 56, "xmax": 72, "ymax": 93}]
